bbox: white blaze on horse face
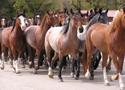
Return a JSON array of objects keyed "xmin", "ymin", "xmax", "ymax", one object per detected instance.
[
  {"xmin": 18, "ymin": 15, "xmax": 27, "ymax": 30},
  {"xmin": 1, "ymin": 18, "xmax": 5, "ymax": 27}
]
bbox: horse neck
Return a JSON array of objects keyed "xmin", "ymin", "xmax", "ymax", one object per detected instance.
[
  {"xmin": 39, "ymin": 15, "xmax": 50, "ymax": 33},
  {"xmin": 111, "ymin": 16, "xmax": 125, "ymax": 36},
  {"xmin": 86, "ymin": 14, "xmax": 100, "ymax": 30},
  {"xmin": 66, "ymin": 19, "xmax": 78, "ymax": 40},
  {"xmin": 12, "ymin": 22, "xmax": 22, "ymax": 35}
]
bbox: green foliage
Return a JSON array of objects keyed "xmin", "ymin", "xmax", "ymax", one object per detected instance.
[{"xmin": 0, "ymin": 0, "xmax": 124, "ymax": 18}]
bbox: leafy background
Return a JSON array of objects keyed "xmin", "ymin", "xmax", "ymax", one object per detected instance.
[{"xmin": 0, "ymin": 0, "xmax": 124, "ymax": 18}]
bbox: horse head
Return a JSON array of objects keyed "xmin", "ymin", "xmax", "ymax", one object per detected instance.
[
  {"xmin": 46, "ymin": 11, "xmax": 60, "ymax": 27},
  {"xmin": 15, "ymin": 11, "xmax": 28, "ymax": 30},
  {"xmin": 69, "ymin": 9, "xmax": 84, "ymax": 32},
  {"xmin": 57, "ymin": 8, "xmax": 69, "ymax": 26},
  {"xmin": 86, "ymin": 8, "xmax": 109, "ymax": 30},
  {"xmin": 111, "ymin": 6, "xmax": 125, "ymax": 31}
]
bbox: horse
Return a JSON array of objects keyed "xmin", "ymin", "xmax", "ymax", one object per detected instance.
[
  {"xmin": 75, "ymin": 8, "xmax": 109, "ymax": 78},
  {"xmin": 0, "ymin": 11, "xmax": 28, "ymax": 73},
  {"xmin": 44, "ymin": 9, "xmax": 85, "ymax": 82},
  {"xmin": 85, "ymin": 7, "xmax": 125, "ymax": 90},
  {"xmin": 24, "ymin": 11, "xmax": 60, "ymax": 73}
]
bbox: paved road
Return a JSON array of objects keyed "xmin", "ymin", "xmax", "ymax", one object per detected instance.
[{"xmin": 0, "ymin": 63, "xmax": 125, "ymax": 90}]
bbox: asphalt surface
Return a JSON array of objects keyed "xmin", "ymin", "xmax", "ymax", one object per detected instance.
[{"xmin": 0, "ymin": 62, "xmax": 125, "ymax": 90}]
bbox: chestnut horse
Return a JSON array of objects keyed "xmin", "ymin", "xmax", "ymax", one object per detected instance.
[
  {"xmin": 0, "ymin": 12, "xmax": 28, "ymax": 73},
  {"xmin": 85, "ymin": 7, "xmax": 125, "ymax": 90},
  {"xmin": 77, "ymin": 8, "xmax": 109, "ymax": 77},
  {"xmin": 45, "ymin": 10, "xmax": 85, "ymax": 82},
  {"xmin": 24, "ymin": 11, "xmax": 60, "ymax": 73}
]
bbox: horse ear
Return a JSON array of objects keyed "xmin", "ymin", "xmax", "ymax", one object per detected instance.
[
  {"xmin": 70, "ymin": 8, "xmax": 74, "ymax": 15},
  {"xmin": 47, "ymin": 11, "xmax": 51, "ymax": 15},
  {"xmin": 23, "ymin": 10, "xmax": 26, "ymax": 16},
  {"xmin": 99, "ymin": 8, "xmax": 102, "ymax": 14},
  {"xmin": 123, "ymin": 6, "xmax": 125, "ymax": 13},
  {"xmin": 105, "ymin": 9, "xmax": 108, "ymax": 14},
  {"xmin": 86, "ymin": 11, "xmax": 89, "ymax": 16},
  {"xmin": 94, "ymin": 7, "xmax": 98, "ymax": 13},
  {"xmin": 64, "ymin": 8, "xmax": 69, "ymax": 15},
  {"xmin": 78, "ymin": 8, "xmax": 81, "ymax": 14},
  {"xmin": 64, "ymin": 8, "xmax": 67, "ymax": 13}
]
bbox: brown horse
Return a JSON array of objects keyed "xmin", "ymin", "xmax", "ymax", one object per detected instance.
[
  {"xmin": 1, "ymin": 11, "xmax": 28, "ymax": 73},
  {"xmin": 24, "ymin": 11, "xmax": 60, "ymax": 73},
  {"xmin": 85, "ymin": 7, "xmax": 125, "ymax": 90},
  {"xmin": 45, "ymin": 9, "xmax": 85, "ymax": 81}
]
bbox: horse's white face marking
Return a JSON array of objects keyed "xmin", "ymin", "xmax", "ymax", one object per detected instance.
[
  {"xmin": 1, "ymin": 18, "xmax": 5, "ymax": 27},
  {"xmin": 18, "ymin": 15, "xmax": 27, "ymax": 30}
]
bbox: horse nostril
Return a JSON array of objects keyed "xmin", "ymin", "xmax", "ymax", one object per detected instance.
[{"xmin": 79, "ymin": 27, "xmax": 84, "ymax": 33}]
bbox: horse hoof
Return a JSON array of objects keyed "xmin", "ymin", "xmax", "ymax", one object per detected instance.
[
  {"xmin": 59, "ymin": 78, "xmax": 64, "ymax": 82},
  {"xmin": 15, "ymin": 71, "xmax": 20, "ymax": 74},
  {"xmin": 15, "ymin": 69, "xmax": 20, "ymax": 74},
  {"xmin": 70, "ymin": 72, "xmax": 74, "ymax": 78},
  {"xmin": 120, "ymin": 86, "xmax": 125, "ymax": 90},
  {"xmin": 33, "ymin": 69, "xmax": 37, "ymax": 74},
  {"xmin": 89, "ymin": 76, "xmax": 94, "ymax": 80},
  {"xmin": 48, "ymin": 75, "xmax": 54, "ymax": 78},
  {"xmin": 21, "ymin": 65, "xmax": 25, "ymax": 68},
  {"xmin": 75, "ymin": 77, "xmax": 79, "ymax": 80},
  {"xmin": 0, "ymin": 66, "xmax": 4, "ymax": 70},
  {"xmin": 104, "ymin": 82, "xmax": 110, "ymax": 86},
  {"xmin": 110, "ymin": 74, "xmax": 119, "ymax": 81}
]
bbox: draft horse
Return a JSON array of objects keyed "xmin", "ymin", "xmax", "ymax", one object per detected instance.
[{"xmin": 85, "ymin": 7, "xmax": 125, "ymax": 90}]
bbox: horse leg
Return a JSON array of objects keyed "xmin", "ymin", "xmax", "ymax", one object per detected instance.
[
  {"xmin": 119, "ymin": 56, "xmax": 124, "ymax": 74},
  {"xmin": 106, "ymin": 56, "xmax": 112, "ymax": 72},
  {"xmin": 45, "ymin": 40, "xmax": 54, "ymax": 78},
  {"xmin": 112, "ymin": 55, "xmax": 125, "ymax": 90},
  {"xmin": 0, "ymin": 46, "xmax": 8, "ymax": 70},
  {"xmin": 93, "ymin": 49, "xmax": 101, "ymax": 70},
  {"xmin": 12, "ymin": 50, "xmax": 19, "ymax": 74},
  {"xmin": 28, "ymin": 46, "xmax": 35, "ymax": 68},
  {"xmin": 70, "ymin": 56, "xmax": 75, "ymax": 78},
  {"xmin": 33, "ymin": 49, "xmax": 41, "ymax": 74},
  {"xmin": 58, "ymin": 53, "xmax": 64, "ymax": 82},
  {"xmin": 101, "ymin": 53, "xmax": 110, "ymax": 86},
  {"xmin": 85, "ymin": 48, "xmax": 94, "ymax": 80},
  {"xmin": 51, "ymin": 52, "xmax": 58, "ymax": 69},
  {"xmin": 75, "ymin": 54, "xmax": 81, "ymax": 80},
  {"xmin": 9, "ymin": 49, "xmax": 13, "ymax": 68}
]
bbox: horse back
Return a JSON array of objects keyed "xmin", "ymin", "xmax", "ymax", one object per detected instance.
[{"xmin": 86, "ymin": 23, "xmax": 109, "ymax": 52}]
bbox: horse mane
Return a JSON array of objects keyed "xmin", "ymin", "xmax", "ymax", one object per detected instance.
[
  {"xmin": 110, "ymin": 10, "xmax": 123, "ymax": 32},
  {"xmin": 62, "ymin": 17, "xmax": 70, "ymax": 34},
  {"xmin": 39, "ymin": 14, "xmax": 48, "ymax": 29},
  {"xmin": 11, "ymin": 18, "xmax": 16, "ymax": 31},
  {"xmin": 86, "ymin": 13, "xmax": 100, "ymax": 30}
]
